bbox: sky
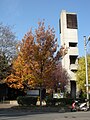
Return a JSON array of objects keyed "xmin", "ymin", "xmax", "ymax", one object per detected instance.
[{"xmin": 0, "ymin": 0, "xmax": 90, "ymax": 57}]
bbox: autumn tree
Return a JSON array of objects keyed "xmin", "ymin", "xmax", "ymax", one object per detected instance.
[
  {"xmin": 5, "ymin": 53, "xmax": 35, "ymax": 90},
  {"xmin": 76, "ymin": 55, "xmax": 90, "ymax": 93},
  {"xmin": 19, "ymin": 21, "xmax": 69, "ymax": 89},
  {"xmin": 51, "ymin": 63, "xmax": 69, "ymax": 92},
  {"xmin": 5, "ymin": 21, "xmax": 69, "ymax": 105}
]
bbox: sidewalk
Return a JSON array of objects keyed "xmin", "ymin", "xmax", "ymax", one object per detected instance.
[
  {"xmin": 0, "ymin": 103, "xmax": 13, "ymax": 109},
  {"xmin": 0, "ymin": 103, "xmax": 17, "ymax": 109},
  {"xmin": 0, "ymin": 100, "xmax": 18, "ymax": 109},
  {"xmin": 0, "ymin": 102, "xmax": 71, "ymax": 113}
]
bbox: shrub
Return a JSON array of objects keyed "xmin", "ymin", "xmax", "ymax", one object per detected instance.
[
  {"xmin": 46, "ymin": 98, "xmax": 73, "ymax": 106},
  {"xmin": 17, "ymin": 96, "xmax": 38, "ymax": 106}
]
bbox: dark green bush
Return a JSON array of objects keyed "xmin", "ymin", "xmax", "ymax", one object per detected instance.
[
  {"xmin": 46, "ymin": 98, "xmax": 73, "ymax": 106},
  {"xmin": 45, "ymin": 97, "xmax": 90, "ymax": 107},
  {"xmin": 17, "ymin": 96, "xmax": 38, "ymax": 106}
]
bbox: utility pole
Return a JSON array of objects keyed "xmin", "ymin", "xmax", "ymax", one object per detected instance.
[{"xmin": 84, "ymin": 36, "xmax": 90, "ymax": 109}]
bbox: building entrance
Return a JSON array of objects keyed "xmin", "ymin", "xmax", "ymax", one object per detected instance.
[{"xmin": 70, "ymin": 81, "xmax": 76, "ymax": 99}]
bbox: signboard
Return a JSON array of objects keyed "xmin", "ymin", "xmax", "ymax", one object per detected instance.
[
  {"xmin": 27, "ymin": 90, "xmax": 39, "ymax": 96},
  {"xmin": 53, "ymin": 93, "xmax": 64, "ymax": 99}
]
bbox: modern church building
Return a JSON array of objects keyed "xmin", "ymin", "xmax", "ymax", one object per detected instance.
[{"xmin": 60, "ymin": 10, "xmax": 79, "ymax": 98}]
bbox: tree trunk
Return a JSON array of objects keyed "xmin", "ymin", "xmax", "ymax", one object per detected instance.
[{"xmin": 40, "ymin": 84, "xmax": 42, "ymax": 107}]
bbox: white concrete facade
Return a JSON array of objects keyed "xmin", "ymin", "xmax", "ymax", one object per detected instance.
[{"xmin": 60, "ymin": 10, "xmax": 79, "ymax": 98}]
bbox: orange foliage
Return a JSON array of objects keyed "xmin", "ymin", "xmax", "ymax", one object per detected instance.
[
  {"xmin": 5, "ymin": 53, "xmax": 36, "ymax": 89},
  {"xmin": 5, "ymin": 21, "xmax": 68, "ymax": 90}
]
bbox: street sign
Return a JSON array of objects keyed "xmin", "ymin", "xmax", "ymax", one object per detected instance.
[{"xmin": 84, "ymin": 84, "xmax": 90, "ymax": 87}]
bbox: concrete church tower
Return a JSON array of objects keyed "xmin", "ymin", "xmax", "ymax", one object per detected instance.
[{"xmin": 60, "ymin": 10, "xmax": 79, "ymax": 98}]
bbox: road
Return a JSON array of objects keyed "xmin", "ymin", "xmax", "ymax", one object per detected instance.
[{"xmin": 0, "ymin": 109, "xmax": 90, "ymax": 120}]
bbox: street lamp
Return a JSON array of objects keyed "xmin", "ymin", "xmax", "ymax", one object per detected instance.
[{"xmin": 84, "ymin": 36, "xmax": 90, "ymax": 109}]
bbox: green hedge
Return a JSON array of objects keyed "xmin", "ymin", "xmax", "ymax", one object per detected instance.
[
  {"xmin": 17, "ymin": 96, "xmax": 38, "ymax": 106},
  {"xmin": 45, "ymin": 98, "xmax": 88, "ymax": 106},
  {"xmin": 45, "ymin": 98, "xmax": 74, "ymax": 106},
  {"xmin": 17, "ymin": 96, "xmax": 88, "ymax": 107}
]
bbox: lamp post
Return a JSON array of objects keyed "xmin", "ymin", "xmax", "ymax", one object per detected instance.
[{"xmin": 84, "ymin": 36, "xmax": 90, "ymax": 109}]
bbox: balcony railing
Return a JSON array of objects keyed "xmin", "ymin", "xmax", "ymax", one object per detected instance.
[
  {"xmin": 70, "ymin": 71, "xmax": 77, "ymax": 81},
  {"xmin": 70, "ymin": 64, "xmax": 78, "ymax": 70},
  {"xmin": 69, "ymin": 47, "xmax": 78, "ymax": 55}
]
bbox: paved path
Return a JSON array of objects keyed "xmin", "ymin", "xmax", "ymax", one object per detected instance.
[
  {"xmin": 0, "ymin": 103, "xmax": 16, "ymax": 109},
  {"xmin": 0, "ymin": 103, "xmax": 90, "ymax": 120},
  {"xmin": 0, "ymin": 110, "xmax": 90, "ymax": 120}
]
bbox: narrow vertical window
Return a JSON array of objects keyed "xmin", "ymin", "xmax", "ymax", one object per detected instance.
[{"xmin": 67, "ymin": 14, "xmax": 78, "ymax": 29}]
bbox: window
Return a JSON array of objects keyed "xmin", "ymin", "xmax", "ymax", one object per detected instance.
[
  {"xmin": 59, "ymin": 19, "xmax": 61, "ymax": 33},
  {"xmin": 70, "ymin": 56, "xmax": 77, "ymax": 64},
  {"xmin": 66, "ymin": 14, "xmax": 78, "ymax": 29},
  {"xmin": 69, "ymin": 42, "xmax": 77, "ymax": 47}
]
